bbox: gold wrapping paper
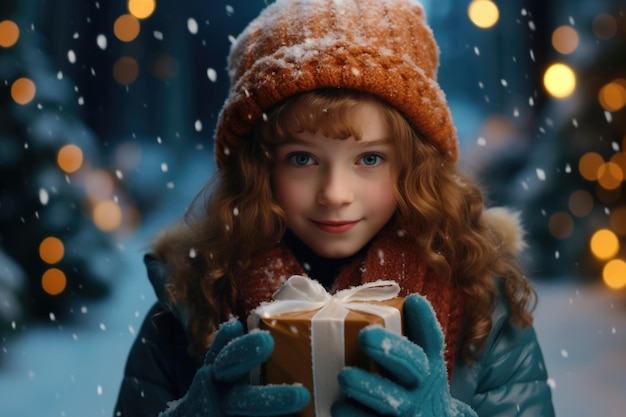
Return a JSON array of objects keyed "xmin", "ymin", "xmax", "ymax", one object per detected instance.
[{"xmin": 248, "ymin": 276, "xmax": 404, "ymax": 417}]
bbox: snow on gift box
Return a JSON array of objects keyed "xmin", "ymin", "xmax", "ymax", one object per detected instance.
[{"xmin": 247, "ymin": 275, "xmax": 405, "ymax": 417}]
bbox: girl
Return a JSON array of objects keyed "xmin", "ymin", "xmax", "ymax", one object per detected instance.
[{"xmin": 114, "ymin": 0, "xmax": 555, "ymax": 416}]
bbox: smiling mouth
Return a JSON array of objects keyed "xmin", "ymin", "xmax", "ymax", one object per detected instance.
[{"xmin": 312, "ymin": 220, "xmax": 360, "ymax": 233}]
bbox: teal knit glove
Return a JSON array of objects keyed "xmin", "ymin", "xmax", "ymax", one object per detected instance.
[
  {"xmin": 161, "ymin": 319, "xmax": 310, "ymax": 416},
  {"xmin": 333, "ymin": 294, "xmax": 476, "ymax": 417}
]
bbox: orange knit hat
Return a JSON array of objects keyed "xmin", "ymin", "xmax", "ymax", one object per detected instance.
[{"xmin": 214, "ymin": 0, "xmax": 458, "ymax": 167}]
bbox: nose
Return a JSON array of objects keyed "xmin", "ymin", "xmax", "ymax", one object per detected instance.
[{"xmin": 317, "ymin": 167, "xmax": 354, "ymax": 207}]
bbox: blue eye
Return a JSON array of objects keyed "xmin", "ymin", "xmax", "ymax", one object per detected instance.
[
  {"xmin": 359, "ymin": 154, "xmax": 383, "ymax": 166},
  {"xmin": 288, "ymin": 153, "xmax": 315, "ymax": 166}
]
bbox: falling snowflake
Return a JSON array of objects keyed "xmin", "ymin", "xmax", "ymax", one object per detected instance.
[
  {"xmin": 96, "ymin": 34, "xmax": 107, "ymax": 50},
  {"xmin": 187, "ymin": 18, "xmax": 198, "ymax": 34},
  {"xmin": 536, "ymin": 168, "xmax": 546, "ymax": 181},
  {"xmin": 207, "ymin": 68, "xmax": 217, "ymax": 82}
]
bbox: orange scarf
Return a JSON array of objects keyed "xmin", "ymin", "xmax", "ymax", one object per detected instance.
[{"xmin": 236, "ymin": 222, "xmax": 464, "ymax": 377}]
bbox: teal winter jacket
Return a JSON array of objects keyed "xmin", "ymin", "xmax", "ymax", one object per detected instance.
[{"xmin": 113, "ymin": 255, "xmax": 555, "ymax": 417}]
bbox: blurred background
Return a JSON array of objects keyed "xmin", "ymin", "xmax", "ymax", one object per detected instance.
[{"xmin": 0, "ymin": 0, "xmax": 625, "ymax": 415}]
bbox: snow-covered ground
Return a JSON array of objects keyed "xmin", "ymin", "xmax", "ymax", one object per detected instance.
[{"xmin": 1, "ymin": 155, "xmax": 625, "ymax": 416}]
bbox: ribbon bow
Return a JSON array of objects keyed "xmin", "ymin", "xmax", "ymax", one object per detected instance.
[{"xmin": 248, "ymin": 275, "xmax": 403, "ymax": 417}]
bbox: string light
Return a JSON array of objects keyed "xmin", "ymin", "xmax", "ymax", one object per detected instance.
[
  {"xmin": 598, "ymin": 80, "xmax": 626, "ymax": 112},
  {"xmin": 592, "ymin": 13, "xmax": 617, "ymax": 40},
  {"xmin": 0, "ymin": 20, "xmax": 19, "ymax": 48},
  {"xmin": 11, "ymin": 77, "xmax": 36, "ymax": 105},
  {"xmin": 128, "ymin": 0, "xmax": 156, "ymax": 20},
  {"xmin": 568, "ymin": 190, "xmax": 594, "ymax": 217},
  {"xmin": 590, "ymin": 229, "xmax": 620, "ymax": 260},
  {"xmin": 603, "ymin": 259, "xmax": 626, "ymax": 290},
  {"xmin": 552, "ymin": 26, "xmax": 579, "ymax": 55},
  {"xmin": 114, "ymin": 14, "xmax": 140, "ymax": 42},
  {"xmin": 39, "ymin": 237, "xmax": 64, "ymax": 264},
  {"xmin": 548, "ymin": 211, "xmax": 574, "ymax": 239},
  {"xmin": 543, "ymin": 63, "xmax": 576, "ymax": 99},
  {"xmin": 93, "ymin": 200, "xmax": 123, "ymax": 231},
  {"xmin": 42, "ymin": 268, "xmax": 67, "ymax": 296},
  {"xmin": 468, "ymin": 0, "xmax": 499, "ymax": 29},
  {"xmin": 113, "ymin": 56, "xmax": 139, "ymax": 85},
  {"xmin": 57, "ymin": 144, "xmax": 84, "ymax": 173},
  {"xmin": 578, "ymin": 152, "xmax": 604, "ymax": 181}
]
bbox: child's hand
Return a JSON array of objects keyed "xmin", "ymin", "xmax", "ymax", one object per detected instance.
[
  {"xmin": 333, "ymin": 294, "xmax": 476, "ymax": 417},
  {"xmin": 161, "ymin": 319, "xmax": 310, "ymax": 417}
]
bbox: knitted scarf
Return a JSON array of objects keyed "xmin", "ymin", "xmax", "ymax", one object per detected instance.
[{"xmin": 235, "ymin": 222, "xmax": 465, "ymax": 377}]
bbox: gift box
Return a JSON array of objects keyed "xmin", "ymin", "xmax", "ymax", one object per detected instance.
[{"xmin": 247, "ymin": 275, "xmax": 404, "ymax": 417}]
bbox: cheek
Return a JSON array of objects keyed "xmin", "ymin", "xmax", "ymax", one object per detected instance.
[{"xmin": 272, "ymin": 175, "xmax": 305, "ymax": 212}]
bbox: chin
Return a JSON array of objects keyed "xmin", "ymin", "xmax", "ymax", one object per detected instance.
[{"xmin": 313, "ymin": 245, "xmax": 361, "ymax": 259}]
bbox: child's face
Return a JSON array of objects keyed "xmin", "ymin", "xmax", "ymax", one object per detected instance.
[{"xmin": 272, "ymin": 100, "xmax": 397, "ymax": 259}]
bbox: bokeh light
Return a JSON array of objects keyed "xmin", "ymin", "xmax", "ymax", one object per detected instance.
[
  {"xmin": 598, "ymin": 80, "xmax": 626, "ymax": 112},
  {"xmin": 57, "ymin": 144, "xmax": 84, "ymax": 173},
  {"xmin": 0, "ymin": 20, "xmax": 20, "ymax": 48},
  {"xmin": 114, "ymin": 14, "xmax": 140, "ymax": 42},
  {"xmin": 113, "ymin": 56, "xmax": 139, "ymax": 85},
  {"xmin": 578, "ymin": 152, "xmax": 604, "ymax": 181},
  {"xmin": 543, "ymin": 63, "xmax": 576, "ymax": 99},
  {"xmin": 611, "ymin": 206, "xmax": 626, "ymax": 236},
  {"xmin": 468, "ymin": 0, "xmax": 499, "ymax": 29},
  {"xmin": 568, "ymin": 189, "xmax": 594, "ymax": 217},
  {"xmin": 11, "ymin": 77, "xmax": 36, "ymax": 105},
  {"xmin": 596, "ymin": 183, "xmax": 622, "ymax": 203},
  {"xmin": 590, "ymin": 229, "xmax": 620, "ymax": 260},
  {"xmin": 552, "ymin": 26, "xmax": 579, "ymax": 55},
  {"xmin": 151, "ymin": 54, "xmax": 180, "ymax": 80},
  {"xmin": 548, "ymin": 211, "xmax": 574, "ymax": 239},
  {"xmin": 93, "ymin": 200, "xmax": 123, "ymax": 231},
  {"xmin": 128, "ymin": 0, "xmax": 156, "ymax": 19},
  {"xmin": 42, "ymin": 268, "xmax": 67, "ymax": 296},
  {"xmin": 593, "ymin": 13, "xmax": 617, "ymax": 40},
  {"xmin": 597, "ymin": 162, "xmax": 624, "ymax": 190},
  {"xmin": 39, "ymin": 237, "xmax": 64, "ymax": 264},
  {"xmin": 85, "ymin": 170, "xmax": 115, "ymax": 202},
  {"xmin": 603, "ymin": 259, "xmax": 626, "ymax": 290}
]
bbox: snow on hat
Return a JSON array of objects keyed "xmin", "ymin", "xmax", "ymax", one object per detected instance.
[{"xmin": 214, "ymin": 0, "xmax": 458, "ymax": 167}]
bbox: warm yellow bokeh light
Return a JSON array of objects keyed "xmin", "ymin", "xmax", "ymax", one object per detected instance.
[
  {"xmin": 597, "ymin": 162, "xmax": 624, "ymax": 190},
  {"xmin": 579, "ymin": 152, "xmax": 604, "ymax": 181},
  {"xmin": 39, "ymin": 237, "xmax": 64, "ymax": 264},
  {"xmin": 128, "ymin": 0, "xmax": 156, "ymax": 19},
  {"xmin": 93, "ymin": 200, "xmax": 123, "ymax": 231},
  {"xmin": 57, "ymin": 144, "xmax": 84, "ymax": 173},
  {"xmin": 611, "ymin": 206, "xmax": 626, "ymax": 236},
  {"xmin": 590, "ymin": 229, "xmax": 620, "ymax": 260},
  {"xmin": 603, "ymin": 259, "xmax": 626, "ymax": 290},
  {"xmin": 543, "ymin": 63, "xmax": 576, "ymax": 99},
  {"xmin": 42, "ymin": 268, "xmax": 67, "ymax": 296},
  {"xmin": 552, "ymin": 26, "xmax": 579, "ymax": 55},
  {"xmin": 468, "ymin": 0, "xmax": 499, "ymax": 29},
  {"xmin": 548, "ymin": 211, "xmax": 574, "ymax": 240},
  {"xmin": 568, "ymin": 189, "xmax": 594, "ymax": 217},
  {"xmin": 113, "ymin": 56, "xmax": 139, "ymax": 85},
  {"xmin": 11, "ymin": 77, "xmax": 36, "ymax": 105},
  {"xmin": 0, "ymin": 20, "xmax": 20, "ymax": 48},
  {"xmin": 114, "ymin": 14, "xmax": 140, "ymax": 42}
]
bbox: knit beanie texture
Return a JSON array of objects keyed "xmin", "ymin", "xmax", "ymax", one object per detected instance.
[{"xmin": 215, "ymin": 0, "xmax": 458, "ymax": 167}]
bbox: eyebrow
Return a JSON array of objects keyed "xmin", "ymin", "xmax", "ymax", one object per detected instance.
[{"xmin": 281, "ymin": 137, "xmax": 392, "ymax": 147}]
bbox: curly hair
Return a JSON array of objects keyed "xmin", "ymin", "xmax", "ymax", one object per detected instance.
[{"xmin": 157, "ymin": 89, "xmax": 535, "ymax": 360}]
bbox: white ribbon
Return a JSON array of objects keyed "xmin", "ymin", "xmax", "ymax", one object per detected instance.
[{"xmin": 248, "ymin": 275, "xmax": 402, "ymax": 417}]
